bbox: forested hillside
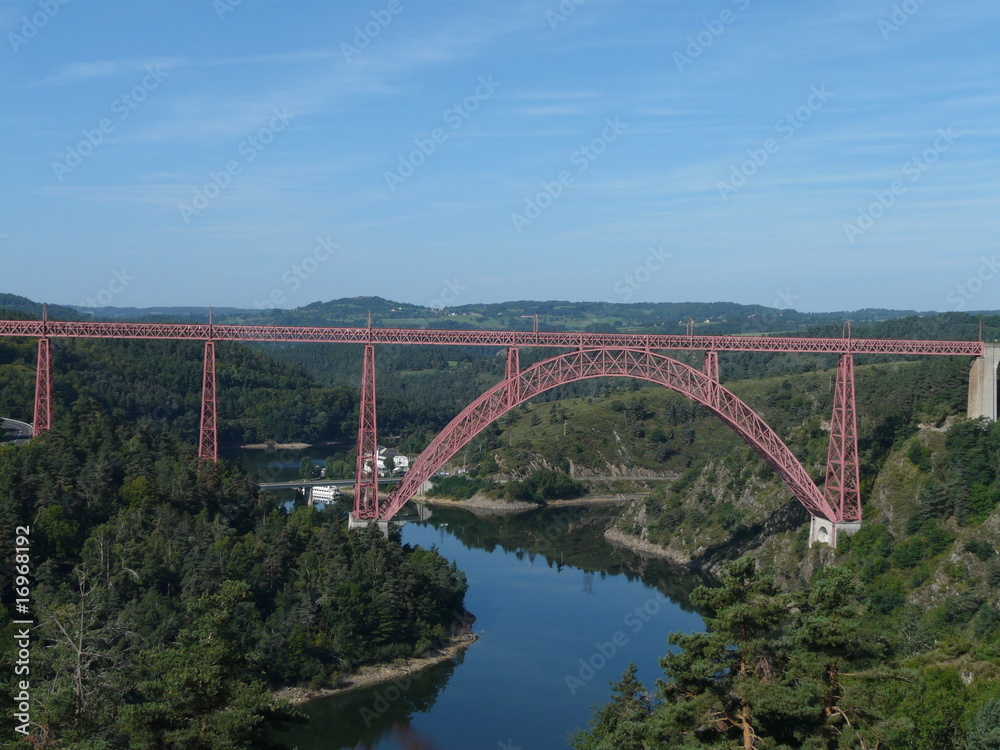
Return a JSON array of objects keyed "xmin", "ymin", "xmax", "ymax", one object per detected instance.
[
  {"xmin": 425, "ymin": 330, "xmax": 1000, "ymax": 747},
  {"xmin": 5, "ymin": 298, "xmax": 1000, "ymax": 746},
  {"xmin": 571, "ymin": 558, "xmax": 1000, "ymax": 749},
  {"xmin": 0, "ymin": 336, "xmax": 358, "ymax": 446},
  {"xmin": 61, "ymin": 294, "xmax": 933, "ymax": 334},
  {"xmin": 0, "ymin": 404, "xmax": 469, "ymax": 749}
]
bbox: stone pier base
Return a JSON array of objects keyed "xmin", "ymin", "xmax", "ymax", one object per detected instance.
[
  {"xmin": 808, "ymin": 516, "xmax": 862, "ymax": 549},
  {"xmin": 968, "ymin": 344, "xmax": 1000, "ymax": 422},
  {"xmin": 348, "ymin": 514, "xmax": 390, "ymax": 537}
]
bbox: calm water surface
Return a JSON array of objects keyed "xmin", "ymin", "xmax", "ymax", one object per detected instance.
[{"xmin": 274, "ymin": 505, "xmax": 706, "ymax": 750}]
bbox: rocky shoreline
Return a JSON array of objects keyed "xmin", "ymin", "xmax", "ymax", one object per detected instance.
[
  {"xmin": 416, "ymin": 493, "xmax": 538, "ymax": 514},
  {"xmin": 418, "ymin": 492, "xmax": 633, "ymax": 515},
  {"xmin": 604, "ymin": 526, "xmax": 692, "ymax": 566},
  {"xmin": 274, "ymin": 633, "xmax": 479, "ymax": 706}
]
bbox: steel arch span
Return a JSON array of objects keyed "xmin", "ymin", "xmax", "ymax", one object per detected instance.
[{"xmin": 380, "ymin": 348, "xmax": 837, "ymax": 522}]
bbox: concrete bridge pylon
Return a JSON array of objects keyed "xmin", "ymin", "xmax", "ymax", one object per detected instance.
[{"xmin": 968, "ymin": 344, "xmax": 1000, "ymax": 421}]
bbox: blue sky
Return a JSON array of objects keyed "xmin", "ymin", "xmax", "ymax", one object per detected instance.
[{"xmin": 0, "ymin": 0, "xmax": 997, "ymax": 312}]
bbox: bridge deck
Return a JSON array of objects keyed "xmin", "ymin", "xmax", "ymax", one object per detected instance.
[{"xmin": 0, "ymin": 320, "xmax": 983, "ymax": 356}]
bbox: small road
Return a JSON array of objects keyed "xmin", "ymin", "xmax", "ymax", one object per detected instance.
[{"xmin": 1, "ymin": 418, "xmax": 32, "ymax": 446}]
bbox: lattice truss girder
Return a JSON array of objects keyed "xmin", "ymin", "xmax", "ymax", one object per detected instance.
[
  {"xmin": 354, "ymin": 344, "xmax": 381, "ymax": 519},
  {"xmin": 0, "ymin": 319, "xmax": 982, "ymax": 355},
  {"xmin": 199, "ymin": 341, "xmax": 218, "ymax": 461},
  {"xmin": 824, "ymin": 355, "xmax": 861, "ymax": 522},
  {"xmin": 33, "ymin": 338, "xmax": 52, "ymax": 435},
  {"xmin": 383, "ymin": 348, "xmax": 838, "ymax": 522}
]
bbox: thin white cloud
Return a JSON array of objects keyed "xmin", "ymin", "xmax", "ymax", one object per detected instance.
[{"xmin": 33, "ymin": 51, "xmax": 340, "ymax": 87}]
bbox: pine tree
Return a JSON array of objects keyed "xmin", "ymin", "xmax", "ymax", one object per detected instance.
[
  {"xmin": 651, "ymin": 557, "xmax": 795, "ymax": 749},
  {"xmin": 788, "ymin": 566, "xmax": 883, "ymax": 744},
  {"xmin": 966, "ymin": 697, "xmax": 1000, "ymax": 750},
  {"xmin": 570, "ymin": 663, "xmax": 652, "ymax": 750},
  {"xmin": 117, "ymin": 581, "xmax": 302, "ymax": 749}
]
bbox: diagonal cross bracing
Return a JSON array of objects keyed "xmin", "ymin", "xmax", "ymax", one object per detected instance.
[
  {"xmin": 354, "ymin": 344, "xmax": 380, "ymax": 519},
  {"xmin": 0, "ymin": 318, "xmax": 983, "ymax": 356},
  {"xmin": 33, "ymin": 338, "xmax": 52, "ymax": 435},
  {"xmin": 824, "ymin": 355, "xmax": 861, "ymax": 522},
  {"xmin": 381, "ymin": 347, "xmax": 837, "ymax": 522},
  {"xmin": 198, "ymin": 341, "xmax": 218, "ymax": 461}
]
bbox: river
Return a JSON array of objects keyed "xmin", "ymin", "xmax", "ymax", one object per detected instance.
[{"xmin": 272, "ymin": 503, "xmax": 707, "ymax": 750}]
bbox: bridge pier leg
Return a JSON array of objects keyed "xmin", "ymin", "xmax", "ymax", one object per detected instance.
[
  {"xmin": 199, "ymin": 340, "xmax": 218, "ymax": 461},
  {"xmin": 33, "ymin": 337, "xmax": 52, "ymax": 436},
  {"xmin": 505, "ymin": 347, "xmax": 521, "ymax": 407},
  {"xmin": 967, "ymin": 344, "xmax": 1000, "ymax": 421},
  {"xmin": 824, "ymin": 354, "xmax": 861, "ymax": 523},
  {"xmin": 353, "ymin": 343, "xmax": 380, "ymax": 522},
  {"xmin": 703, "ymin": 350, "xmax": 719, "ymax": 382},
  {"xmin": 808, "ymin": 516, "xmax": 862, "ymax": 548}
]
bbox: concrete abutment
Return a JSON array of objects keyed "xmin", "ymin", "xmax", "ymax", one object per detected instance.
[
  {"xmin": 348, "ymin": 514, "xmax": 391, "ymax": 537},
  {"xmin": 967, "ymin": 344, "xmax": 1000, "ymax": 421},
  {"xmin": 808, "ymin": 516, "xmax": 862, "ymax": 549}
]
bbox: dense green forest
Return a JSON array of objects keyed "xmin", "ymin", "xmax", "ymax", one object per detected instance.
[
  {"xmin": 5, "ymin": 297, "xmax": 1000, "ymax": 747},
  {"xmin": 39, "ymin": 293, "xmax": 936, "ymax": 334},
  {"xmin": 0, "ymin": 404, "xmax": 469, "ymax": 749},
  {"xmin": 0, "ymin": 336, "xmax": 359, "ymax": 446},
  {"xmin": 434, "ymin": 330, "xmax": 1000, "ymax": 747},
  {"xmin": 572, "ymin": 558, "xmax": 1000, "ymax": 749},
  {"xmin": 16, "ymin": 290, "xmax": 998, "ymax": 340}
]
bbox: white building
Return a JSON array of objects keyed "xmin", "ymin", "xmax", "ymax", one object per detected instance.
[
  {"xmin": 377, "ymin": 447, "xmax": 409, "ymax": 475},
  {"xmin": 310, "ymin": 485, "xmax": 342, "ymax": 504}
]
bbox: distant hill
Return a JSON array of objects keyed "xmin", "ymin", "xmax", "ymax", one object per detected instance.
[
  {"xmin": 0, "ymin": 293, "xmax": 82, "ymax": 321},
  {"xmin": 4, "ymin": 292, "xmax": 1000, "ymax": 342},
  {"xmin": 2, "ymin": 292, "xmax": 978, "ymax": 336}
]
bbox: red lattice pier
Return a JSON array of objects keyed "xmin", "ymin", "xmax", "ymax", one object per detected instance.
[{"xmin": 3, "ymin": 316, "xmax": 986, "ymax": 544}]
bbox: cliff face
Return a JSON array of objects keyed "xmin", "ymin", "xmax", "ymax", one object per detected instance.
[
  {"xmin": 482, "ymin": 355, "xmax": 999, "ymax": 617},
  {"xmin": 608, "ymin": 425, "xmax": 1000, "ymax": 622},
  {"xmin": 607, "ymin": 456, "xmax": 808, "ymax": 575}
]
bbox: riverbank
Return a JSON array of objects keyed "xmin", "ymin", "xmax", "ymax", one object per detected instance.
[
  {"xmin": 604, "ymin": 526, "xmax": 693, "ymax": 566},
  {"xmin": 417, "ymin": 493, "xmax": 634, "ymax": 515},
  {"xmin": 237, "ymin": 439, "xmax": 350, "ymax": 450},
  {"xmin": 415, "ymin": 493, "xmax": 537, "ymax": 514},
  {"xmin": 274, "ymin": 633, "xmax": 479, "ymax": 706},
  {"xmin": 240, "ymin": 441, "xmax": 312, "ymax": 450}
]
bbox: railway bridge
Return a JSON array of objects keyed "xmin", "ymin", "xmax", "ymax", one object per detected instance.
[{"xmin": 1, "ymin": 311, "xmax": 994, "ymax": 547}]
